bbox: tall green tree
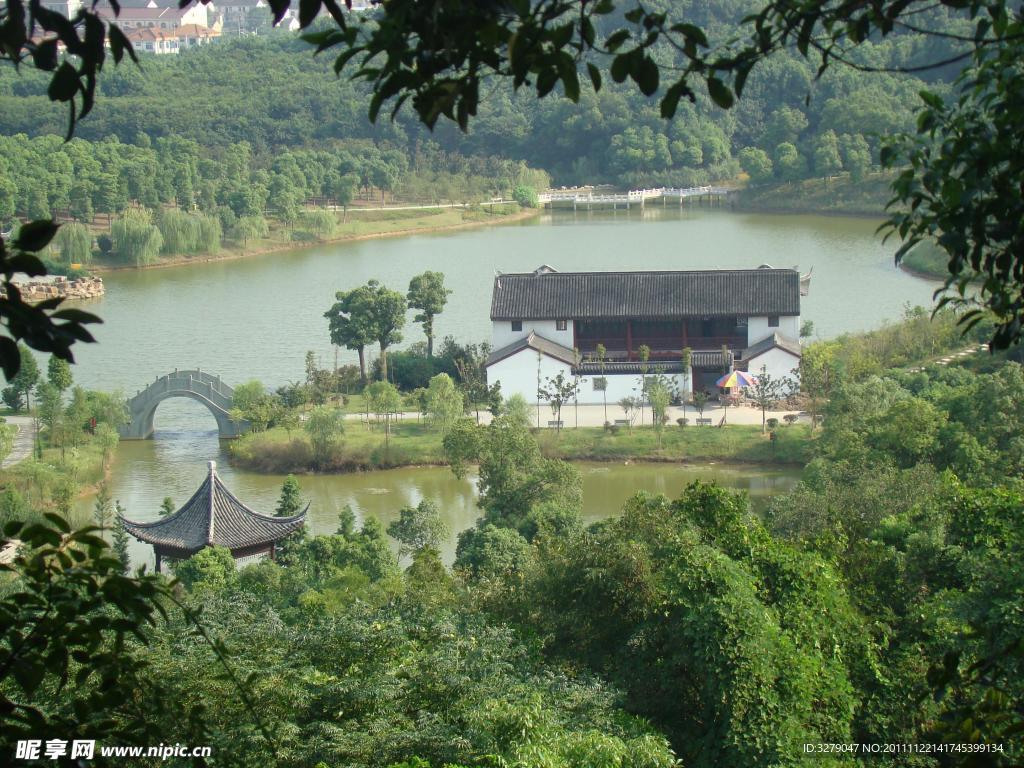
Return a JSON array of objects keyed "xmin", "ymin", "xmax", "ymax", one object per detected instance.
[
  {"xmin": 275, "ymin": 475, "xmax": 304, "ymax": 517},
  {"xmin": 304, "ymin": 405, "xmax": 345, "ymax": 469},
  {"xmin": 362, "ymin": 280, "xmax": 406, "ymax": 382},
  {"xmin": 274, "ymin": 474, "xmax": 307, "ymax": 564},
  {"xmin": 46, "ymin": 355, "xmax": 72, "ymax": 393},
  {"xmin": 424, "ymin": 372, "xmax": 463, "ymax": 434},
  {"xmin": 647, "ymin": 376, "xmax": 671, "ymax": 447},
  {"xmin": 443, "ymin": 415, "xmax": 581, "ymax": 534},
  {"xmin": 325, "ymin": 284, "xmax": 377, "ymax": 385},
  {"xmin": 10, "ymin": 344, "xmax": 39, "ymax": 412},
  {"xmin": 386, "ymin": 499, "xmax": 447, "ymax": 559},
  {"xmin": 111, "ymin": 500, "xmax": 131, "ymax": 575},
  {"xmin": 407, "ymin": 271, "xmax": 451, "ymax": 357},
  {"xmin": 364, "ymin": 380, "xmax": 402, "ymax": 447}
]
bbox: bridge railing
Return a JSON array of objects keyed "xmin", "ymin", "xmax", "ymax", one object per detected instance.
[
  {"xmin": 130, "ymin": 371, "xmax": 236, "ymax": 411},
  {"xmin": 540, "ymin": 184, "xmax": 730, "ymax": 205}
]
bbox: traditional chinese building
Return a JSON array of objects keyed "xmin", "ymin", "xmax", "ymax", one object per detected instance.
[
  {"xmin": 119, "ymin": 461, "xmax": 306, "ymax": 572},
  {"xmin": 485, "ymin": 265, "xmax": 805, "ymax": 404}
]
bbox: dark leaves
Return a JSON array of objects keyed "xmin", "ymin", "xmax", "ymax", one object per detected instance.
[
  {"xmin": 12, "ymin": 221, "xmax": 59, "ymax": 252},
  {"xmin": 706, "ymin": 77, "xmax": 734, "ymax": 109},
  {"xmin": 47, "ymin": 61, "xmax": 79, "ymax": 103},
  {"xmin": 299, "ymin": 0, "xmax": 321, "ymax": 29}
]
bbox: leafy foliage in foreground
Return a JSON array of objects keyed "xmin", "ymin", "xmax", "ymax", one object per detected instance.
[{"xmin": 0, "ymin": 514, "xmax": 200, "ymax": 752}]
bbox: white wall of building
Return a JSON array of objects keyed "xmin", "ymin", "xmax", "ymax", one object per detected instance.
[
  {"xmin": 487, "ymin": 351, "xmax": 571, "ymax": 407},
  {"xmin": 747, "ymin": 347, "xmax": 801, "ymax": 382},
  {"xmin": 487, "ymin": 348, "xmax": 692, "ymax": 407},
  {"xmin": 747, "ymin": 315, "xmax": 799, "ymax": 346},
  {"xmin": 491, "ymin": 320, "xmax": 574, "ymax": 352}
]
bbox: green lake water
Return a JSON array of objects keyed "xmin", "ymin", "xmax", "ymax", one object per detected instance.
[{"xmin": 61, "ymin": 207, "xmax": 934, "ymax": 565}]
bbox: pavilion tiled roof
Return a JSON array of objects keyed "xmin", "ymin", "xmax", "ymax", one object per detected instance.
[
  {"xmin": 120, "ymin": 461, "xmax": 306, "ymax": 554},
  {"xmin": 491, "ymin": 267, "xmax": 801, "ymax": 320}
]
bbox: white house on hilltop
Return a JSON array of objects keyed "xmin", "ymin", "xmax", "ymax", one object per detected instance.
[{"xmin": 485, "ymin": 266, "xmax": 804, "ymax": 405}]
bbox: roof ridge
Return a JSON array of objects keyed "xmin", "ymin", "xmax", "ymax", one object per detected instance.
[
  {"xmin": 494, "ymin": 267, "xmax": 799, "ymax": 278},
  {"xmin": 207, "ymin": 461, "xmax": 217, "ymax": 544}
]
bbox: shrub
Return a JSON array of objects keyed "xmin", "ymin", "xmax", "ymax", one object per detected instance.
[
  {"xmin": 783, "ymin": 413, "xmax": 800, "ymax": 426},
  {"xmin": 677, "ymin": 417, "xmax": 689, "ymax": 427},
  {"xmin": 766, "ymin": 418, "xmax": 780, "ymax": 431}
]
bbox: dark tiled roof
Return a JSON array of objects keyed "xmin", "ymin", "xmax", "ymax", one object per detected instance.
[
  {"xmin": 491, "ymin": 268, "xmax": 800, "ymax": 320},
  {"xmin": 742, "ymin": 332, "xmax": 802, "ymax": 361},
  {"xmin": 485, "ymin": 331, "xmax": 577, "ymax": 367},
  {"xmin": 120, "ymin": 462, "xmax": 305, "ymax": 553}
]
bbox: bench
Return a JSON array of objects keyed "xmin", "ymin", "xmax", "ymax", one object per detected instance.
[
  {"xmin": 547, "ymin": 420, "xmax": 564, "ymax": 428},
  {"xmin": 696, "ymin": 418, "xmax": 712, "ymax": 426},
  {"xmin": 613, "ymin": 419, "xmax": 630, "ymax": 426}
]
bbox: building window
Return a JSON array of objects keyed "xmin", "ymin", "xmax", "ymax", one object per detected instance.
[
  {"xmin": 556, "ymin": 319, "xmax": 567, "ymax": 331},
  {"xmin": 511, "ymin": 320, "xmax": 522, "ymax": 332},
  {"xmin": 768, "ymin": 316, "xmax": 779, "ymax": 328}
]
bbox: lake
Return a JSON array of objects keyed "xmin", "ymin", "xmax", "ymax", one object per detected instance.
[{"xmin": 63, "ymin": 206, "xmax": 933, "ymax": 565}]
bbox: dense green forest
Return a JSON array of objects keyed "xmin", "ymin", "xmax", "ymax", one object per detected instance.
[
  {"xmin": 0, "ymin": 0, "xmax": 971, "ymax": 191},
  {"xmin": 0, "ymin": 131, "xmax": 547, "ymax": 267}
]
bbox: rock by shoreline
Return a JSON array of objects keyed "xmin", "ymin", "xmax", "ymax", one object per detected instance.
[{"xmin": 9, "ymin": 274, "xmax": 105, "ymax": 302}]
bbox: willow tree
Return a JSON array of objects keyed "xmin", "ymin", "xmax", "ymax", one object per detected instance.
[
  {"xmin": 54, "ymin": 222, "xmax": 92, "ymax": 264},
  {"xmin": 111, "ymin": 209, "xmax": 163, "ymax": 267}
]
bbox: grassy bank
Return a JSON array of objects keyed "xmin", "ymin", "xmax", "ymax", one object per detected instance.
[
  {"xmin": 1, "ymin": 438, "xmax": 109, "ymax": 526},
  {"xmin": 229, "ymin": 420, "xmax": 814, "ymax": 474},
  {"xmin": 735, "ymin": 173, "xmax": 894, "ymax": 216},
  {"xmin": 899, "ymin": 241, "xmax": 957, "ymax": 282},
  {"xmin": 89, "ymin": 204, "xmax": 535, "ymax": 273}
]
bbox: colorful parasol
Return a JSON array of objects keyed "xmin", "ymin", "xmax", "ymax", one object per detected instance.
[{"xmin": 715, "ymin": 370, "xmax": 758, "ymax": 388}]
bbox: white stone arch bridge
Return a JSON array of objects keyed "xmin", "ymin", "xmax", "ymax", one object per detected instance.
[{"xmin": 119, "ymin": 369, "xmax": 250, "ymax": 440}]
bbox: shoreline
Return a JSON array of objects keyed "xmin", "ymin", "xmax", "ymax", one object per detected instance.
[
  {"xmin": 732, "ymin": 202, "xmax": 885, "ymax": 220},
  {"xmin": 227, "ymin": 453, "xmax": 806, "ymax": 477},
  {"xmin": 90, "ymin": 207, "xmax": 541, "ymax": 274},
  {"xmin": 897, "ymin": 261, "xmax": 946, "ymax": 283}
]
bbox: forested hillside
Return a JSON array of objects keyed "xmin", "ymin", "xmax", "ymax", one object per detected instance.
[{"xmin": 0, "ymin": 0, "xmax": 973, "ymax": 189}]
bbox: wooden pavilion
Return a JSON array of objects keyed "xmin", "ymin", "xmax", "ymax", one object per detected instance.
[{"xmin": 119, "ymin": 461, "xmax": 307, "ymax": 572}]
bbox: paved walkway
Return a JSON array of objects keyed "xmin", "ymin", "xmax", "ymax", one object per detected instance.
[
  {"xmin": 345, "ymin": 402, "xmax": 800, "ymax": 429},
  {"xmin": 2, "ymin": 415, "xmax": 36, "ymax": 468},
  {"xmin": 908, "ymin": 343, "xmax": 989, "ymax": 372}
]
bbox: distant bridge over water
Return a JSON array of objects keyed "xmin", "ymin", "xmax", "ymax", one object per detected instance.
[
  {"xmin": 538, "ymin": 185, "xmax": 734, "ymax": 210},
  {"xmin": 119, "ymin": 369, "xmax": 249, "ymax": 440}
]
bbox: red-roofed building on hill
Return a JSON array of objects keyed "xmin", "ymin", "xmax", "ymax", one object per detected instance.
[{"xmin": 122, "ymin": 22, "xmax": 221, "ymax": 54}]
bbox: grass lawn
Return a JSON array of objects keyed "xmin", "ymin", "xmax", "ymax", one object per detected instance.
[{"xmin": 230, "ymin": 419, "xmax": 813, "ymax": 474}]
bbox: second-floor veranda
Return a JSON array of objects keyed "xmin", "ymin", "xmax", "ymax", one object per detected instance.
[{"xmin": 574, "ymin": 317, "xmax": 746, "ymax": 362}]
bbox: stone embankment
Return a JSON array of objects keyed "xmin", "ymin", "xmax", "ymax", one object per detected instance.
[{"xmin": 9, "ymin": 275, "xmax": 104, "ymax": 302}]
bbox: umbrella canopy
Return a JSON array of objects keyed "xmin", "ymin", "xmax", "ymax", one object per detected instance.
[{"xmin": 716, "ymin": 370, "xmax": 758, "ymax": 388}]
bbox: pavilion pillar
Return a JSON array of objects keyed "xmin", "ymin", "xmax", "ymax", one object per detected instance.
[
  {"xmin": 155, "ymin": 551, "xmax": 162, "ymax": 574},
  {"xmin": 626, "ymin": 321, "xmax": 633, "ymax": 359},
  {"xmin": 682, "ymin": 319, "xmax": 688, "ymax": 347},
  {"xmin": 268, "ymin": 543, "xmax": 276, "ymax": 561}
]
